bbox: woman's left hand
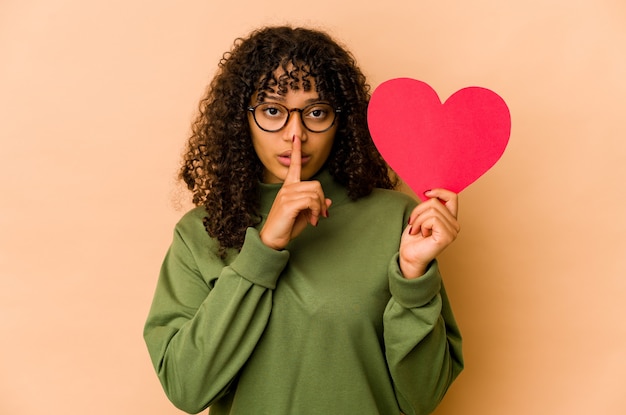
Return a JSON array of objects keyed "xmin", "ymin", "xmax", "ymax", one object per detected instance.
[{"xmin": 399, "ymin": 189, "xmax": 461, "ymax": 279}]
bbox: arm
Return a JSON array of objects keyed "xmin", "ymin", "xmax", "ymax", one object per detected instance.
[
  {"xmin": 385, "ymin": 189, "xmax": 463, "ymax": 414},
  {"xmin": 143, "ymin": 225, "xmax": 289, "ymax": 414},
  {"xmin": 383, "ymin": 258, "xmax": 463, "ymax": 415}
]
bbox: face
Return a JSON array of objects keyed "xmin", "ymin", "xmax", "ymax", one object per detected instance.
[{"xmin": 248, "ymin": 76, "xmax": 337, "ymax": 184}]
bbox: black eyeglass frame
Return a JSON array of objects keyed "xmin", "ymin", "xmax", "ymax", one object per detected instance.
[{"xmin": 247, "ymin": 102, "xmax": 342, "ymax": 133}]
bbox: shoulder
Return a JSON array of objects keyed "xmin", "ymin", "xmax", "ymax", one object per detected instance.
[
  {"xmin": 175, "ymin": 206, "xmax": 209, "ymax": 233},
  {"xmin": 171, "ymin": 206, "xmax": 215, "ymax": 250},
  {"xmin": 170, "ymin": 206, "xmax": 230, "ymax": 263}
]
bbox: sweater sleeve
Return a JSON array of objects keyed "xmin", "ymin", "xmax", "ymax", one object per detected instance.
[
  {"xmin": 383, "ymin": 256, "xmax": 464, "ymax": 415},
  {"xmin": 143, "ymin": 226, "xmax": 289, "ymax": 414}
]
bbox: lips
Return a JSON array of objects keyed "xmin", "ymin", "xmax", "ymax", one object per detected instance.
[{"xmin": 277, "ymin": 151, "xmax": 311, "ymax": 167}]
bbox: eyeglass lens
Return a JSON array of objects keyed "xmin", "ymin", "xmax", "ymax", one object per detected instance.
[{"xmin": 252, "ymin": 102, "xmax": 336, "ymax": 132}]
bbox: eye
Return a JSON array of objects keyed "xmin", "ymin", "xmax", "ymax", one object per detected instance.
[
  {"xmin": 258, "ymin": 103, "xmax": 287, "ymax": 118},
  {"xmin": 265, "ymin": 107, "xmax": 279, "ymax": 116},
  {"xmin": 304, "ymin": 104, "xmax": 331, "ymax": 120},
  {"xmin": 311, "ymin": 109, "xmax": 326, "ymax": 118}
]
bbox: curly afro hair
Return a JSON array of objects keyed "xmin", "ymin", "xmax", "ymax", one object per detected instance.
[{"xmin": 180, "ymin": 25, "xmax": 396, "ymax": 257}]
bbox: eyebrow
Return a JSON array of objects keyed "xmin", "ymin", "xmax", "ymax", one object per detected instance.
[{"xmin": 264, "ymin": 94, "xmax": 323, "ymax": 105}]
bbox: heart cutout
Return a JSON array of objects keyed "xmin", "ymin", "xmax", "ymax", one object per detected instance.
[{"xmin": 367, "ymin": 78, "xmax": 511, "ymax": 200}]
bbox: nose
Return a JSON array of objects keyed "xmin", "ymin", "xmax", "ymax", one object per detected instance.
[{"xmin": 282, "ymin": 110, "xmax": 307, "ymax": 142}]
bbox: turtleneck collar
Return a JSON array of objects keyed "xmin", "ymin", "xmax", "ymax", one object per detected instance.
[{"xmin": 258, "ymin": 169, "xmax": 350, "ymax": 215}]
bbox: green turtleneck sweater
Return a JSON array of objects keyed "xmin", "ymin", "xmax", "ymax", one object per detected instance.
[{"xmin": 143, "ymin": 171, "xmax": 463, "ymax": 415}]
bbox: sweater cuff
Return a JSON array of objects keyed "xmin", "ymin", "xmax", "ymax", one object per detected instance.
[
  {"xmin": 388, "ymin": 253, "xmax": 442, "ymax": 308},
  {"xmin": 229, "ymin": 227, "xmax": 290, "ymax": 289}
]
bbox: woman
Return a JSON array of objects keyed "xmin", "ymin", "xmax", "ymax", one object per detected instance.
[{"xmin": 144, "ymin": 25, "xmax": 463, "ymax": 415}]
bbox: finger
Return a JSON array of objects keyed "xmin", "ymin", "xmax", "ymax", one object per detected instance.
[
  {"xmin": 408, "ymin": 197, "xmax": 452, "ymax": 227},
  {"xmin": 408, "ymin": 201, "xmax": 459, "ymax": 236},
  {"xmin": 284, "ymin": 135, "xmax": 302, "ymax": 184},
  {"xmin": 424, "ymin": 188, "xmax": 458, "ymax": 217},
  {"xmin": 282, "ymin": 180, "xmax": 328, "ymax": 216},
  {"xmin": 276, "ymin": 187, "xmax": 326, "ymax": 219},
  {"xmin": 324, "ymin": 198, "xmax": 332, "ymax": 218},
  {"xmin": 414, "ymin": 210, "xmax": 459, "ymax": 238},
  {"xmin": 293, "ymin": 194, "xmax": 325, "ymax": 227},
  {"xmin": 417, "ymin": 215, "xmax": 458, "ymax": 239},
  {"xmin": 402, "ymin": 223, "xmax": 413, "ymax": 238}
]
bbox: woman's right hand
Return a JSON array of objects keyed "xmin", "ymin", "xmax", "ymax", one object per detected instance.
[{"xmin": 259, "ymin": 136, "xmax": 332, "ymax": 250}]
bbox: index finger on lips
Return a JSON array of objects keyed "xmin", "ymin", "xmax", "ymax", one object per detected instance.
[{"xmin": 284, "ymin": 135, "xmax": 302, "ymax": 184}]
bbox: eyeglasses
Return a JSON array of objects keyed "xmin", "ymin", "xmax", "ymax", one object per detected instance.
[{"xmin": 247, "ymin": 102, "xmax": 340, "ymax": 133}]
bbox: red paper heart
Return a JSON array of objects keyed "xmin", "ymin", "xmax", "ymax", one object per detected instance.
[{"xmin": 367, "ymin": 78, "xmax": 511, "ymax": 200}]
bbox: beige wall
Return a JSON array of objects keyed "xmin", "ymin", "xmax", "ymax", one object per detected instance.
[{"xmin": 1, "ymin": 1, "xmax": 625, "ymax": 414}]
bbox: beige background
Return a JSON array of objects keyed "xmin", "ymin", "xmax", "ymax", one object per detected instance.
[{"xmin": 1, "ymin": 0, "xmax": 625, "ymax": 414}]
